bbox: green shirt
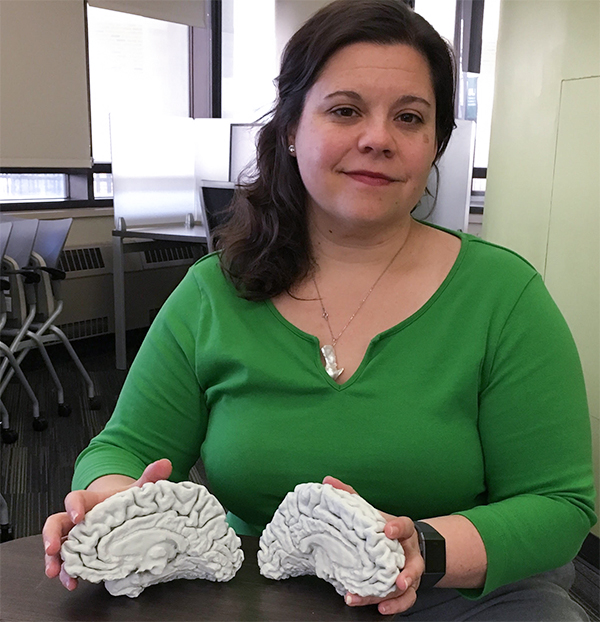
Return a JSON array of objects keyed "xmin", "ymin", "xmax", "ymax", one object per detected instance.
[{"xmin": 73, "ymin": 230, "xmax": 596, "ymax": 597}]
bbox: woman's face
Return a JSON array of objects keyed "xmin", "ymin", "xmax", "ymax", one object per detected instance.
[{"xmin": 289, "ymin": 42, "xmax": 437, "ymax": 236}]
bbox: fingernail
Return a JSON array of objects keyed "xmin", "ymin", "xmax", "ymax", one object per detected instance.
[
  {"xmin": 379, "ymin": 604, "xmax": 389, "ymax": 614},
  {"xmin": 388, "ymin": 525, "xmax": 398, "ymax": 538},
  {"xmin": 44, "ymin": 540, "xmax": 50, "ymax": 553},
  {"xmin": 70, "ymin": 511, "xmax": 78, "ymax": 523},
  {"xmin": 345, "ymin": 594, "xmax": 355, "ymax": 605},
  {"xmin": 404, "ymin": 577, "xmax": 413, "ymax": 590}
]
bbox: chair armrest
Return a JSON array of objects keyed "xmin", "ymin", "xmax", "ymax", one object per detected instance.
[
  {"xmin": 35, "ymin": 266, "xmax": 66, "ymax": 281},
  {"xmin": 3, "ymin": 268, "xmax": 41, "ymax": 284}
]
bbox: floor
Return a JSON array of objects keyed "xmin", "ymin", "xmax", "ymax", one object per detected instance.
[
  {"xmin": 0, "ymin": 331, "xmax": 597, "ymax": 621},
  {"xmin": 0, "ymin": 329, "xmax": 208, "ymax": 538}
]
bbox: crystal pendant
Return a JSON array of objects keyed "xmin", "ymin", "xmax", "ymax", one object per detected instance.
[{"xmin": 321, "ymin": 345, "xmax": 344, "ymax": 380}]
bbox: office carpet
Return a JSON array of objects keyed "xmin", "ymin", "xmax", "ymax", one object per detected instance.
[{"xmin": 1, "ymin": 331, "xmax": 598, "ymax": 621}]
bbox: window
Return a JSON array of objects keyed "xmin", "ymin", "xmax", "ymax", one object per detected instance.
[
  {"xmin": 221, "ymin": 0, "xmax": 276, "ymax": 120},
  {"xmin": 0, "ymin": 167, "xmax": 112, "ymax": 209},
  {"xmin": 472, "ymin": 0, "xmax": 501, "ymax": 170},
  {"xmin": 93, "ymin": 173, "xmax": 114, "ymax": 199},
  {"xmin": 414, "ymin": 0, "xmax": 457, "ymax": 44},
  {"xmin": 0, "ymin": 173, "xmax": 67, "ymax": 203},
  {"xmin": 1, "ymin": 2, "xmax": 211, "ymax": 210}
]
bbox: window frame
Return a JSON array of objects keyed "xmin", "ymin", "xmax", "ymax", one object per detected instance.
[
  {"xmin": 470, "ymin": 166, "xmax": 487, "ymax": 214},
  {"xmin": 3, "ymin": 1, "xmax": 220, "ymax": 212},
  {"xmin": 453, "ymin": 0, "xmax": 490, "ymax": 213}
]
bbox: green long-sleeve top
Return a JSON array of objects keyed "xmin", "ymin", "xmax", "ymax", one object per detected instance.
[{"xmin": 73, "ymin": 229, "xmax": 596, "ymax": 597}]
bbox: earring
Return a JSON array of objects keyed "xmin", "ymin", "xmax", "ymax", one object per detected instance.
[{"xmin": 288, "ymin": 144, "xmax": 296, "ymax": 155}]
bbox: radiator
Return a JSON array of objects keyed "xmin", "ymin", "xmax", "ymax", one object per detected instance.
[{"xmin": 56, "ymin": 243, "xmax": 196, "ymax": 340}]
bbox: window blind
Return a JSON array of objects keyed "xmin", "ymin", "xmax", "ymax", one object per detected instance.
[
  {"xmin": 0, "ymin": 0, "xmax": 92, "ymax": 168},
  {"xmin": 87, "ymin": 0, "xmax": 206, "ymax": 27}
]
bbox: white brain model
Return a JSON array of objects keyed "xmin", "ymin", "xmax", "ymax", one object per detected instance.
[
  {"xmin": 61, "ymin": 480, "xmax": 243, "ymax": 598},
  {"xmin": 257, "ymin": 483, "xmax": 405, "ymax": 597}
]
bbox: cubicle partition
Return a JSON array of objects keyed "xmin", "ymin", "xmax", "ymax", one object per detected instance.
[
  {"xmin": 109, "ymin": 116, "xmax": 254, "ymax": 368},
  {"xmin": 412, "ymin": 119, "xmax": 476, "ymax": 232}
]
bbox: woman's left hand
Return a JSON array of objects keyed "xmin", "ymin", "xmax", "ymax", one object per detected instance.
[{"xmin": 323, "ymin": 476, "xmax": 425, "ymax": 616}]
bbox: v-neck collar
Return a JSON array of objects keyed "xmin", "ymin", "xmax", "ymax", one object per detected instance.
[{"xmin": 264, "ymin": 224, "xmax": 468, "ymax": 390}]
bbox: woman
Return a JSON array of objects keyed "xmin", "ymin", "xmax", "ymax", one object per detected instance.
[{"xmin": 44, "ymin": 0, "xmax": 596, "ymax": 618}]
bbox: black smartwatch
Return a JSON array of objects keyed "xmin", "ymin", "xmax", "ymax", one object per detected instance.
[{"xmin": 414, "ymin": 521, "xmax": 446, "ymax": 589}]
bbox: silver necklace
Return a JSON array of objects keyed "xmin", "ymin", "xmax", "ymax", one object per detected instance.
[{"xmin": 313, "ymin": 243, "xmax": 406, "ymax": 380}]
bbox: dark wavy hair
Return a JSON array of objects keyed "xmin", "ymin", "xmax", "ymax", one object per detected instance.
[{"xmin": 216, "ymin": 0, "xmax": 456, "ymax": 301}]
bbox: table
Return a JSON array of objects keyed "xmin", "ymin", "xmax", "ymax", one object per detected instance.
[
  {"xmin": 112, "ymin": 224, "xmax": 207, "ymax": 370},
  {"xmin": 0, "ymin": 535, "xmax": 388, "ymax": 621}
]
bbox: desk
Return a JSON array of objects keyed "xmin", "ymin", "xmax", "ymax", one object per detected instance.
[
  {"xmin": 112, "ymin": 224, "xmax": 207, "ymax": 370},
  {"xmin": 0, "ymin": 535, "xmax": 387, "ymax": 621}
]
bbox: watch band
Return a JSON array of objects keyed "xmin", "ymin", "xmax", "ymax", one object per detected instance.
[{"xmin": 414, "ymin": 521, "xmax": 446, "ymax": 589}]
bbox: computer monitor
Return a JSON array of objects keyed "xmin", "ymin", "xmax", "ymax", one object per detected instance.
[{"xmin": 199, "ymin": 181, "xmax": 236, "ymax": 252}]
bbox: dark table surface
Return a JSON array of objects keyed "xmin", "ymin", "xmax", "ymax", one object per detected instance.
[
  {"xmin": 0, "ymin": 535, "xmax": 388, "ymax": 621},
  {"xmin": 112, "ymin": 223, "xmax": 207, "ymax": 243}
]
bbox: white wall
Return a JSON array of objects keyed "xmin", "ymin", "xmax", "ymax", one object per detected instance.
[
  {"xmin": 483, "ymin": 0, "xmax": 600, "ymax": 536},
  {"xmin": 483, "ymin": 0, "xmax": 599, "ymax": 269}
]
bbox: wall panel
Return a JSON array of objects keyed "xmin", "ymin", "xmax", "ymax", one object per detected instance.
[{"xmin": 483, "ymin": 0, "xmax": 600, "ymax": 536}]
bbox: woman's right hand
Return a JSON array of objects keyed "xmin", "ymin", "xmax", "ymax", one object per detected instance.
[{"xmin": 42, "ymin": 458, "xmax": 173, "ymax": 590}]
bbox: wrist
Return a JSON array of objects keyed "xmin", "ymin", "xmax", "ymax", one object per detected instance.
[{"xmin": 86, "ymin": 474, "xmax": 136, "ymax": 493}]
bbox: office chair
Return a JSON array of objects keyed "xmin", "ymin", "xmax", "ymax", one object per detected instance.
[
  {"xmin": 0, "ymin": 218, "xmax": 51, "ymax": 433},
  {"xmin": 0, "ymin": 221, "xmax": 15, "ymax": 537},
  {"xmin": 0, "ymin": 221, "xmax": 43, "ymax": 443},
  {"xmin": 0, "ymin": 217, "xmax": 70, "ymax": 419},
  {"xmin": 26, "ymin": 218, "xmax": 100, "ymax": 411}
]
